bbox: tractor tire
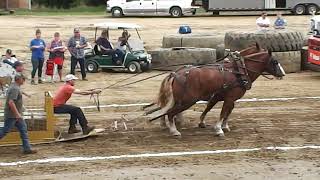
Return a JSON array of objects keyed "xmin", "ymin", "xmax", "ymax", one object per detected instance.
[
  {"xmin": 225, "ymin": 31, "xmax": 304, "ymax": 52},
  {"xmin": 272, "ymin": 51, "xmax": 301, "ymax": 73}
]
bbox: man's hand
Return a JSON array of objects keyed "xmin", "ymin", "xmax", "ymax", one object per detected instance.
[
  {"xmin": 92, "ymin": 89, "xmax": 102, "ymax": 94},
  {"xmin": 15, "ymin": 113, "xmax": 22, "ymax": 121}
]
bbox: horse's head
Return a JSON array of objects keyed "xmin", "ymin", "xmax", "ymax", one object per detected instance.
[{"xmin": 264, "ymin": 51, "xmax": 286, "ymax": 79}]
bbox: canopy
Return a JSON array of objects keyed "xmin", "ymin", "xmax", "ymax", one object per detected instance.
[{"xmin": 93, "ymin": 22, "xmax": 142, "ymax": 29}]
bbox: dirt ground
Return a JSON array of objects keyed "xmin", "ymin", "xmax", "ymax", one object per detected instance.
[{"xmin": 0, "ymin": 15, "xmax": 320, "ymax": 179}]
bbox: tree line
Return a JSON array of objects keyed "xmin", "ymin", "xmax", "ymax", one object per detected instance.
[{"xmin": 32, "ymin": 0, "xmax": 106, "ymax": 9}]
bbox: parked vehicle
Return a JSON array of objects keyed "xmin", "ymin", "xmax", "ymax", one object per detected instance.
[
  {"xmin": 199, "ymin": 0, "xmax": 320, "ymax": 15},
  {"xmin": 84, "ymin": 22, "xmax": 152, "ymax": 73},
  {"xmin": 106, "ymin": 0, "xmax": 198, "ymax": 17}
]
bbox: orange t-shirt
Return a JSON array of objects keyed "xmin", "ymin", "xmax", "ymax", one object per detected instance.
[{"xmin": 53, "ymin": 84, "xmax": 75, "ymax": 107}]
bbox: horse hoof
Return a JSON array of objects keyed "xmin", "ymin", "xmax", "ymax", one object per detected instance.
[
  {"xmin": 215, "ymin": 132, "xmax": 225, "ymax": 137},
  {"xmin": 222, "ymin": 127, "xmax": 231, "ymax": 132},
  {"xmin": 171, "ymin": 131, "xmax": 181, "ymax": 136},
  {"xmin": 198, "ymin": 123, "xmax": 206, "ymax": 128}
]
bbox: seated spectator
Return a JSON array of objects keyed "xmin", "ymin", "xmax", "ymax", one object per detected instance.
[
  {"xmin": 256, "ymin": 12, "xmax": 270, "ymax": 30},
  {"xmin": 96, "ymin": 30, "xmax": 114, "ymax": 55},
  {"xmin": 2, "ymin": 49, "xmax": 18, "ymax": 67},
  {"xmin": 274, "ymin": 13, "xmax": 287, "ymax": 29}
]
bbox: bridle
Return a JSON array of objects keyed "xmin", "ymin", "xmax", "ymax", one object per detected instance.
[{"xmin": 243, "ymin": 54, "xmax": 277, "ymax": 80}]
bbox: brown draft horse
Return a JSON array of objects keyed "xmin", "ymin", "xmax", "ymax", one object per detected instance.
[{"xmin": 149, "ymin": 44, "xmax": 286, "ymax": 136}]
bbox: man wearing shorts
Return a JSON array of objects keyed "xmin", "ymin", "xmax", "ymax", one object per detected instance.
[
  {"xmin": 48, "ymin": 32, "xmax": 66, "ymax": 82},
  {"xmin": 30, "ymin": 29, "xmax": 46, "ymax": 85}
]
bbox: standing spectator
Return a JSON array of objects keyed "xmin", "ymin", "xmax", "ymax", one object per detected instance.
[
  {"xmin": 256, "ymin": 12, "xmax": 271, "ymax": 30},
  {"xmin": 0, "ymin": 74, "xmax": 37, "ymax": 154},
  {"xmin": 274, "ymin": 13, "xmax": 287, "ymax": 29},
  {"xmin": 30, "ymin": 29, "xmax": 46, "ymax": 85},
  {"xmin": 68, "ymin": 28, "xmax": 88, "ymax": 81},
  {"xmin": 48, "ymin": 32, "xmax": 66, "ymax": 82},
  {"xmin": 2, "ymin": 49, "xmax": 18, "ymax": 67}
]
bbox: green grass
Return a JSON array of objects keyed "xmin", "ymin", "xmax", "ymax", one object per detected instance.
[{"xmin": 14, "ymin": 6, "xmax": 107, "ymax": 16}]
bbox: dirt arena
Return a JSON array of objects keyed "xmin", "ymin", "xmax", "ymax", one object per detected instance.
[{"xmin": 0, "ymin": 15, "xmax": 320, "ymax": 179}]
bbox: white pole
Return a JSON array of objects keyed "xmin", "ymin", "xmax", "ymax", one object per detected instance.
[
  {"xmin": 29, "ymin": 0, "xmax": 32, "ymax": 10},
  {"xmin": 6, "ymin": 0, "xmax": 9, "ymax": 10}
]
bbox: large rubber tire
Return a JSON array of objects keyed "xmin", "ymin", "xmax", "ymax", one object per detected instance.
[
  {"xmin": 86, "ymin": 61, "xmax": 99, "ymax": 73},
  {"xmin": 127, "ymin": 61, "xmax": 141, "ymax": 73},
  {"xmin": 111, "ymin": 7, "xmax": 123, "ymax": 18},
  {"xmin": 307, "ymin": 4, "xmax": 318, "ymax": 15},
  {"xmin": 272, "ymin": 51, "xmax": 301, "ymax": 73},
  {"xmin": 225, "ymin": 31, "xmax": 304, "ymax": 52},
  {"xmin": 170, "ymin": 7, "xmax": 182, "ymax": 17},
  {"xmin": 293, "ymin": 4, "xmax": 306, "ymax": 15}
]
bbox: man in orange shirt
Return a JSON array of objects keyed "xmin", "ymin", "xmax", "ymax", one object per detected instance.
[{"xmin": 53, "ymin": 74, "xmax": 101, "ymax": 134}]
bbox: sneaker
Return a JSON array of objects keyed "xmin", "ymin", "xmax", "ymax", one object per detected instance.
[
  {"xmin": 38, "ymin": 79, "xmax": 43, "ymax": 84},
  {"xmin": 23, "ymin": 149, "xmax": 37, "ymax": 155},
  {"xmin": 31, "ymin": 80, "xmax": 36, "ymax": 85},
  {"xmin": 82, "ymin": 126, "xmax": 95, "ymax": 135},
  {"xmin": 82, "ymin": 78, "xmax": 88, "ymax": 81},
  {"xmin": 68, "ymin": 127, "xmax": 81, "ymax": 134}
]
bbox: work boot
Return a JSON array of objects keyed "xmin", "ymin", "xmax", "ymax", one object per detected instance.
[
  {"xmin": 68, "ymin": 126, "xmax": 81, "ymax": 134},
  {"xmin": 38, "ymin": 79, "xmax": 43, "ymax": 84},
  {"xmin": 23, "ymin": 149, "xmax": 37, "ymax": 155},
  {"xmin": 82, "ymin": 126, "xmax": 95, "ymax": 135},
  {"xmin": 31, "ymin": 80, "xmax": 36, "ymax": 85}
]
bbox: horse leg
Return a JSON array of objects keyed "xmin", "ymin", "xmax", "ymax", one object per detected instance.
[
  {"xmin": 199, "ymin": 97, "xmax": 219, "ymax": 128},
  {"xmin": 221, "ymin": 102, "xmax": 234, "ymax": 133},
  {"xmin": 160, "ymin": 116, "xmax": 167, "ymax": 129},
  {"xmin": 175, "ymin": 113, "xmax": 184, "ymax": 129},
  {"xmin": 214, "ymin": 101, "xmax": 234, "ymax": 137},
  {"xmin": 168, "ymin": 114, "xmax": 181, "ymax": 136}
]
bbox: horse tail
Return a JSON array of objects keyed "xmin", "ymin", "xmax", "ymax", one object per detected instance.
[
  {"xmin": 158, "ymin": 74, "xmax": 175, "ymax": 108},
  {"xmin": 147, "ymin": 74, "xmax": 175, "ymax": 121}
]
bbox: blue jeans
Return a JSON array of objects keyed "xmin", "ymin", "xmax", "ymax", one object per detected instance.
[{"xmin": 0, "ymin": 118, "xmax": 32, "ymax": 151}]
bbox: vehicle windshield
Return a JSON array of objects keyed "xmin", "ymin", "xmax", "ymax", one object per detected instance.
[{"xmin": 127, "ymin": 39, "xmax": 144, "ymax": 51}]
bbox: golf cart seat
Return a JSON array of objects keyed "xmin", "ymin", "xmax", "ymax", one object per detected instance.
[{"xmin": 84, "ymin": 43, "xmax": 95, "ymax": 56}]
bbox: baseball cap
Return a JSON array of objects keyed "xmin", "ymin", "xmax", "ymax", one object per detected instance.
[
  {"xmin": 65, "ymin": 74, "xmax": 78, "ymax": 82},
  {"xmin": 13, "ymin": 61, "xmax": 23, "ymax": 69},
  {"xmin": 14, "ymin": 73, "xmax": 26, "ymax": 81},
  {"xmin": 74, "ymin": 28, "xmax": 80, "ymax": 33}
]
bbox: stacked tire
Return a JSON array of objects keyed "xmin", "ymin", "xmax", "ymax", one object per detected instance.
[{"xmin": 225, "ymin": 30, "xmax": 304, "ymax": 73}]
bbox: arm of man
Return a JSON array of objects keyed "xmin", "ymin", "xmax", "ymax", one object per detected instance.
[
  {"xmin": 73, "ymin": 89, "xmax": 101, "ymax": 95},
  {"xmin": 8, "ymin": 100, "xmax": 22, "ymax": 120},
  {"xmin": 67, "ymin": 38, "xmax": 76, "ymax": 56},
  {"xmin": 79, "ymin": 37, "xmax": 88, "ymax": 49}
]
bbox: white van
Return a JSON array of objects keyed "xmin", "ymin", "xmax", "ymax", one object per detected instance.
[{"xmin": 106, "ymin": 0, "xmax": 198, "ymax": 17}]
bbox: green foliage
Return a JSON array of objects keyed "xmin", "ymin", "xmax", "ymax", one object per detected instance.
[
  {"xmin": 32, "ymin": 0, "xmax": 82, "ymax": 9},
  {"xmin": 84, "ymin": 0, "xmax": 106, "ymax": 6}
]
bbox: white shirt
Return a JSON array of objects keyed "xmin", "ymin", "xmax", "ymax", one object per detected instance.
[{"xmin": 256, "ymin": 17, "xmax": 271, "ymax": 30}]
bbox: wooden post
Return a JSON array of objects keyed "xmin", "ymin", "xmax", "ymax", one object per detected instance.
[{"xmin": 5, "ymin": 0, "xmax": 9, "ymax": 10}]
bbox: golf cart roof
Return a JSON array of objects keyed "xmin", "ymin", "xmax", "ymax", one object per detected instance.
[{"xmin": 93, "ymin": 22, "xmax": 142, "ymax": 29}]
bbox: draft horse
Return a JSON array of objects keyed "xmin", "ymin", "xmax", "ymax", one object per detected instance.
[{"xmin": 149, "ymin": 45, "xmax": 286, "ymax": 136}]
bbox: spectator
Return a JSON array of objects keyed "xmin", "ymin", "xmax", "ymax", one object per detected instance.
[
  {"xmin": 13, "ymin": 61, "xmax": 24, "ymax": 73},
  {"xmin": 30, "ymin": 29, "xmax": 46, "ymax": 85},
  {"xmin": 96, "ymin": 30, "xmax": 114, "ymax": 55},
  {"xmin": 256, "ymin": 12, "xmax": 271, "ymax": 30},
  {"xmin": 68, "ymin": 28, "xmax": 88, "ymax": 81},
  {"xmin": 2, "ymin": 49, "xmax": 18, "ymax": 67},
  {"xmin": 53, "ymin": 74, "xmax": 99, "ymax": 134},
  {"xmin": 0, "ymin": 74, "xmax": 37, "ymax": 154},
  {"xmin": 274, "ymin": 13, "xmax": 287, "ymax": 29},
  {"xmin": 48, "ymin": 32, "xmax": 66, "ymax": 82}
]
